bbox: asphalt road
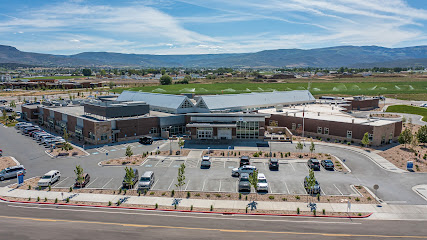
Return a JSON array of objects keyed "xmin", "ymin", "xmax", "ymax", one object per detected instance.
[{"xmin": 0, "ymin": 201, "xmax": 425, "ymax": 240}]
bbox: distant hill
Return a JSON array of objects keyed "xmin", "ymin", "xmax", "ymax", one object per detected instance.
[{"xmin": 0, "ymin": 44, "xmax": 427, "ymax": 68}]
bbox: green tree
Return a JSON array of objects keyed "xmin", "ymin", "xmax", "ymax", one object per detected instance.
[
  {"xmin": 82, "ymin": 68, "xmax": 92, "ymax": 76},
  {"xmin": 295, "ymin": 141, "xmax": 304, "ymax": 152},
  {"xmin": 161, "ymin": 69, "xmax": 166, "ymax": 75},
  {"xmin": 175, "ymin": 163, "xmax": 186, "ymax": 195},
  {"xmin": 309, "ymin": 140, "xmax": 315, "ymax": 157},
  {"xmin": 9, "ymin": 100, "xmax": 16, "ymax": 108},
  {"xmin": 361, "ymin": 132, "xmax": 370, "ymax": 147},
  {"xmin": 100, "ymin": 69, "xmax": 107, "ymax": 76},
  {"xmin": 108, "ymin": 81, "xmax": 115, "ymax": 89},
  {"xmin": 398, "ymin": 128, "xmax": 413, "ymax": 149},
  {"xmin": 125, "ymin": 146, "xmax": 133, "ymax": 158},
  {"xmin": 74, "ymin": 165, "xmax": 84, "ymax": 188},
  {"xmin": 248, "ymin": 169, "xmax": 259, "ymax": 198},
  {"xmin": 61, "ymin": 129, "xmax": 73, "ymax": 152},
  {"xmin": 159, "ymin": 75, "xmax": 172, "ymax": 85},
  {"xmin": 417, "ymin": 125, "xmax": 427, "ymax": 145},
  {"xmin": 123, "ymin": 167, "xmax": 136, "ymax": 189},
  {"xmin": 306, "ymin": 169, "xmax": 317, "ymax": 198}
]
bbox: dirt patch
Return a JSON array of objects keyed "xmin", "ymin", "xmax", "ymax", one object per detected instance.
[
  {"xmin": 101, "ymin": 154, "xmax": 148, "ymax": 166},
  {"xmin": 0, "ymin": 156, "xmax": 18, "ymax": 170},
  {"xmin": 1, "ymin": 196, "xmax": 370, "ymax": 217},
  {"xmin": 370, "ymin": 113, "xmax": 400, "ymax": 118},
  {"xmin": 152, "ymin": 149, "xmax": 190, "ymax": 156},
  {"xmin": 203, "ymin": 150, "xmax": 347, "ymax": 172},
  {"xmin": 9, "ymin": 177, "xmax": 41, "ymax": 189},
  {"xmin": 377, "ymin": 124, "xmax": 427, "ymax": 172},
  {"xmin": 48, "ymin": 146, "xmax": 87, "ymax": 157}
]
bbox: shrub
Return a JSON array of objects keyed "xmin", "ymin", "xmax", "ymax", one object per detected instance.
[
  {"xmin": 269, "ymin": 196, "xmax": 275, "ymax": 200},
  {"xmin": 238, "ymin": 152, "xmax": 241, "ymax": 155},
  {"xmin": 190, "ymin": 205, "xmax": 193, "ymax": 211},
  {"xmin": 322, "ymin": 209, "xmax": 326, "ymax": 215},
  {"xmin": 155, "ymin": 203, "xmax": 158, "ymax": 209},
  {"xmin": 116, "ymin": 200, "xmax": 121, "ymax": 206},
  {"xmin": 367, "ymin": 197, "xmax": 372, "ymax": 201},
  {"xmin": 55, "ymin": 198, "xmax": 58, "ymax": 203},
  {"xmin": 28, "ymin": 197, "xmax": 31, "ymax": 201},
  {"xmin": 195, "ymin": 193, "xmax": 200, "ymax": 197},
  {"xmin": 28, "ymin": 185, "xmax": 31, "ymax": 190},
  {"xmin": 234, "ymin": 152, "xmax": 236, "ymax": 156},
  {"xmin": 273, "ymin": 153, "xmax": 276, "ymax": 157},
  {"xmin": 281, "ymin": 152, "xmax": 283, "ymax": 158},
  {"xmin": 162, "ymin": 192, "xmax": 166, "ymax": 196},
  {"xmin": 108, "ymin": 201, "xmax": 112, "ymax": 206},
  {"xmin": 347, "ymin": 142, "xmax": 351, "ymax": 145},
  {"xmin": 215, "ymin": 194, "xmax": 221, "ymax": 198},
  {"xmin": 37, "ymin": 196, "xmax": 40, "ymax": 202},
  {"xmin": 44, "ymin": 197, "xmax": 47, "ymax": 202},
  {"xmin": 295, "ymin": 196, "xmax": 300, "ymax": 200},
  {"xmin": 245, "ymin": 196, "xmax": 248, "ymax": 200},
  {"xmin": 239, "ymin": 193, "xmax": 242, "ymax": 199},
  {"xmin": 174, "ymin": 204, "xmax": 177, "ymax": 209},
  {"xmin": 358, "ymin": 213, "xmax": 362, "ymax": 216},
  {"xmin": 282, "ymin": 197, "xmax": 287, "ymax": 201},
  {"xmin": 38, "ymin": 186, "xmax": 42, "ymax": 190},
  {"xmin": 355, "ymin": 197, "xmax": 360, "ymax": 202},
  {"xmin": 317, "ymin": 193, "xmax": 320, "ymax": 201},
  {"xmin": 48, "ymin": 185, "xmax": 51, "ymax": 191},
  {"xmin": 69, "ymin": 187, "xmax": 73, "ymax": 192},
  {"xmin": 144, "ymin": 189, "xmax": 148, "ymax": 195},
  {"xmin": 124, "ymin": 189, "xmax": 127, "ymax": 195},
  {"xmin": 297, "ymin": 207, "xmax": 300, "ymax": 214},
  {"xmin": 66, "ymin": 198, "xmax": 70, "ymax": 203},
  {"xmin": 313, "ymin": 209, "xmax": 316, "ymax": 216},
  {"xmin": 227, "ymin": 194, "xmax": 231, "ymax": 197},
  {"xmin": 416, "ymin": 165, "xmax": 420, "ymax": 171},
  {"xmin": 327, "ymin": 138, "xmax": 330, "ymax": 141},
  {"xmin": 210, "ymin": 205, "xmax": 213, "ymax": 211},
  {"xmin": 327, "ymin": 199, "xmax": 330, "ymax": 202},
  {"xmin": 150, "ymin": 191, "xmax": 155, "ymax": 195},
  {"xmin": 206, "ymin": 194, "xmax": 210, "ymax": 197},
  {"xmin": 187, "ymin": 191, "xmax": 191, "ymax": 198},
  {"xmin": 171, "ymin": 190, "xmax": 175, "ymax": 196},
  {"xmin": 138, "ymin": 191, "xmax": 141, "ymax": 196}
]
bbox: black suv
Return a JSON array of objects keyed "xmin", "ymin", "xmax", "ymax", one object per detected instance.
[
  {"xmin": 239, "ymin": 156, "xmax": 250, "ymax": 167},
  {"xmin": 268, "ymin": 158, "xmax": 279, "ymax": 170},
  {"xmin": 238, "ymin": 173, "xmax": 251, "ymax": 192},
  {"xmin": 321, "ymin": 159, "xmax": 334, "ymax": 170},
  {"xmin": 307, "ymin": 158, "xmax": 320, "ymax": 171},
  {"xmin": 122, "ymin": 168, "xmax": 139, "ymax": 189},
  {"xmin": 139, "ymin": 136, "xmax": 153, "ymax": 145}
]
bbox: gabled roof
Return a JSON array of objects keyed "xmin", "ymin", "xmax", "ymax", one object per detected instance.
[
  {"xmin": 198, "ymin": 90, "xmax": 315, "ymax": 110},
  {"xmin": 116, "ymin": 91, "xmax": 193, "ymax": 109}
]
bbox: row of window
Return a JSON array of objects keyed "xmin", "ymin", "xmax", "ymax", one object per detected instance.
[{"xmin": 291, "ymin": 123, "xmax": 376, "ymax": 140}]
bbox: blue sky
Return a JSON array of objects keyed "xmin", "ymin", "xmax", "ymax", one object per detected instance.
[{"xmin": 1, "ymin": 0, "xmax": 427, "ymax": 55}]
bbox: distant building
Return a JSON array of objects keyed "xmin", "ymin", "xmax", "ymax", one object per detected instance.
[{"xmin": 0, "ymin": 75, "xmax": 11, "ymax": 82}]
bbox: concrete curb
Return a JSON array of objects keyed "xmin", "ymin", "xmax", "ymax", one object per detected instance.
[
  {"xmin": 8, "ymin": 156, "xmax": 20, "ymax": 166},
  {"xmin": 0, "ymin": 197, "xmax": 373, "ymax": 219},
  {"xmin": 362, "ymin": 185, "xmax": 385, "ymax": 205},
  {"xmin": 412, "ymin": 185, "xmax": 427, "ymax": 203},
  {"xmin": 330, "ymin": 154, "xmax": 351, "ymax": 173},
  {"xmin": 97, "ymin": 156, "xmax": 150, "ymax": 167}
]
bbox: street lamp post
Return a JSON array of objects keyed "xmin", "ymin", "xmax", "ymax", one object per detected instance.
[{"xmin": 169, "ymin": 126, "xmax": 172, "ymax": 155}]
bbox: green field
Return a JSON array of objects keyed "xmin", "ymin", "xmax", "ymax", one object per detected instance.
[
  {"xmin": 113, "ymin": 81, "xmax": 427, "ymax": 98},
  {"xmin": 386, "ymin": 105, "xmax": 427, "ymax": 121}
]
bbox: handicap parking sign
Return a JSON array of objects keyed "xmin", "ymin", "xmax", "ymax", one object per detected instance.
[{"xmin": 17, "ymin": 171, "xmax": 24, "ymax": 185}]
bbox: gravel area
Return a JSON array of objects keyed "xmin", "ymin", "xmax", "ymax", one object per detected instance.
[
  {"xmin": 48, "ymin": 147, "xmax": 87, "ymax": 157},
  {"xmin": 100, "ymin": 154, "xmax": 148, "ymax": 166},
  {"xmin": 0, "ymin": 156, "xmax": 18, "ymax": 169}
]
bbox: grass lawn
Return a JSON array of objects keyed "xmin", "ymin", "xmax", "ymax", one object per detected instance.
[
  {"xmin": 112, "ymin": 81, "xmax": 427, "ymax": 97},
  {"xmin": 386, "ymin": 105, "xmax": 427, "ymax": 121}
]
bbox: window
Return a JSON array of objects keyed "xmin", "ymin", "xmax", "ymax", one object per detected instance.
[
  {"xmin": 292, "ymin": 123, "xmax": 296, "ymax": 130},
  {"xmin": 269, "ymin": 120, "xmax": 278, "ymax": 126},
  {"xmin": 368, "ymin": 133, "xmax": 373, "ymax": 141},
  {"xmin": 347, "ymin": 131, "xmax": 352, "ymax": 139},
  {"xmin": 297, "ymin": 124, "xmax": 302, "ymax": 130},
  {"xmin": 88, "ymin": 132, "xmax": 95, "ymax": 140},
  {"xmin": 236, "ymin": 121, "xmax": 259, "ymax": 139},
  {"xmin": 317, "ymin": 127, "xmax": 322, "ymax": 134},
  {"xmin": 101, "ymin": 134, "xmax": 108, "ymax": 141},
  {"xmin": 150, "ymin": 127, "xmax": 158, "ymax": 134},
  {"xmin": 180, "ymin": 99, "xmax": 193, "ymax": 108},
  {"xmin": 324, "ymin": 127, "xmax": 329, "ymax": 135}
]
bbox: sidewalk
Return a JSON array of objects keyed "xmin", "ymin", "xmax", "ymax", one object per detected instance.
[
  {"xmin": 1, "ymin": 187, "xmax": 426, "ymax": 220},
  {"xmin": 315, "ymin": 142, "xmax": 406, "ymax": 173}
]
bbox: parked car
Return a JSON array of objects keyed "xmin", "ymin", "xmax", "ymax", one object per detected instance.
[
  {"xmin": 30, "ymin": 130, "xmax": 45, "ymax": 137},
  {"xmin": 321, "ymin": 159, "xmax": 335, "ymax": 170},
  {"xmin": 139, "ymin": 136, "xmax": 153, "ymax": 145},
  {"xmin": 34, "ymin": 133, "xmax": 51, "ymax": 140},
  {"xmin": 122, "ymin": 168, "xmax": 139, "ymax": 189},
  {"xmin": 238, "ymin": 173, "xmax": 251, "ymax": 192},
  {"xmin": 23, "ymin": 126, "xmax": 41, "ymax": 135},
  {"xmin": 0, "ymin": 165, "xmax": 26, "ymax": 181},
  {"xmin": 18, "ymin": 123, "xmax": 32, "ymax": 130},
  {"xmin": 0, "ymin": 99, "xmax": 7, "ymax": 104},
  {"xmin": 304, "ymin": 176, "xmax": 321, "ymax": 194},
  {"xmin": 307, "ymin": 158, "xmax": 321, "ymax": 171},
  {"xmin": 200, "ymin": 156, "xmax": 211, "ymax": 168},
  {"xmin": 239, "ymin": 156, "xmax": 250, "ymax": 167},
  {"xmin": 232, "ymin": 165, "xmax": 257, "ymax": 177},
  {"xmin": 138, "ymin": 171, "xmax": 155, "ymax": 190},
  {"xmin": 15, "ymin": 122, "xmax": 29, "ymax": 129},
  {"xmin": 268, "ymin": 158, "xmax": 279, "ymax": 170},
  {"xmin": 74, "ymin": 173, "xmax": 90, "ymax": 188},
  {"xmin": 420, "ymin": 103, "xmax": 427, "ymax": 107},
  {"xmin": 40, "ymin": 135, "xmax": 56, "ymax": 143},
  {"xmin": 256, "ymin": 173, "xmax": 268, "ymax": 192},
  {"xmin": 38, "ymin": 170, "xmax": 61, "ymax": 187}
]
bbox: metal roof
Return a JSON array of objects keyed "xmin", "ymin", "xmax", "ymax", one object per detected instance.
[
  {"xmin": 198, "ymin": 90, "xmax": 315, "ymax": 110},
  {"xmin": 116, "ymin": 91, "xmax": 192, "ymax": 110}
]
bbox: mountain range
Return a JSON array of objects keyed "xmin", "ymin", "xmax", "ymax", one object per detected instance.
[{"xmin": 0, "ymin": 45, "xmax": 427, "ymax": 68}]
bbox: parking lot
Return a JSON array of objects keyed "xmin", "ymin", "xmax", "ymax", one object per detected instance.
[{"xmin": 87, "ymin": 140, "xmax": 167, "ymax": 155}]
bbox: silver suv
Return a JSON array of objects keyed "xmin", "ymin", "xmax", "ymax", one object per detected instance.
[
  {"xmin": 231, "ymin": 165, "xmax": 257, "ymax": 177},
  {"xmin": 0, "ymin": 165, "xmax": 26, "ymax": 181}
]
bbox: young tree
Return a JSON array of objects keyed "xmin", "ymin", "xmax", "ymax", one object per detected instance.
[
  {"xmin": 61, "ymin": 130, "xmax": 73, "ymax": 152},
  {"xmin": 398, "ymin": 128, "xmax": 413, "ymax": 149},
  {"xmin": 295, "ymin": 141, "xmax": 304, "ymax": 153},
  {"xmin": 123, "ymin": 167, "xmax": 136, "ymax": 189},
  {"xmin": 74, "ymin": 165, "xmax": 84, "ymax": 188},
  {"xmin": 248, "ymin": 169, "xmax": 259, "ymax": 199},
  {"xmin": 178, "ymin": 137, "xmax": 185, "ymax": 154},
  {"xmin": 306, "ymin": 169, "xmax": 317, "ymax": 199},
  {"xmin": 175, "ymin": 163, "xmax": 186, "ymax": 195},
  {"xmin": 125, "ymin": 146, "xmax": 133, "ymax": 159},
  {"xmin": 309, "ymin": 140, "xmax": 315, "ymax": 157},
  {"xmin": 9, "ymin": 100, "xmax": 15, "ymax": 108},
  {"xmin": 361, "ymin": 132, "xmax": 370, "ymax": 147},
  {"xmin": 159, "ymin": 75, "xmax": 172, "ymax": 85},
  {"xmin": 417, "ymin": 125, "xmax": 427, "ymax": 145}
]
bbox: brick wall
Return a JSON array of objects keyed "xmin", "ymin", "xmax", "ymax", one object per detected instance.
[{"xmin": 116, "ymin": 117, "xmax": 160, "ymax": 141}]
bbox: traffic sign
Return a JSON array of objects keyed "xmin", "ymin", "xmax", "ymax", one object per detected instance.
[{"xmin": 17, "ymin": 171, "xmax": 24, "ymax": 185}]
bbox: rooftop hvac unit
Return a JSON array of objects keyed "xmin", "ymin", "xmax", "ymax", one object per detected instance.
[{"xmin": 276, "ymin": 105, "xmax": 283, "ymax": 112}]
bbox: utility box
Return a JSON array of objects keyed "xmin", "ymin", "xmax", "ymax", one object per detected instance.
[{"xmin": 407, "ymin": 161, "xmax": 414, "ymax": 171}]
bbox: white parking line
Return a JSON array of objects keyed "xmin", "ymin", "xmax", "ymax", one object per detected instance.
[
  {"xmin": 304, "ymin": 163, "xmax": 309, "ymax": 171},
  {"xmin": 151, "ymin": 179, "xmax": 160, "ymax": 190},
  {"xmin": 168, "ymin": 160, "xmax": 174, "ymax": 167},
  {"xmin": 223, "ymin": 161, "xmax": 226, "ymax": 168},
  {"xmin": 268, "ymin": 184, "xmax": 273, "ymax": 194},
  {"xmin": 184, "ymin": 180, "xmax": 191, "ymax": 191},
  {"xmin": 201, "ymin": 179, "xmax": 207, "ymax": 192},
  {"xmin": 54, "ymin": 177, "xmax": 69, "ymax": 187},
  {"xmin": 218, "ymin": 180, "xmax": 222, "ymax": 192},
  {"xmin": 101, "ymin": 178, "xmax": 114, "ymax": 189},
  {"xmin": 85, "ymin": 177, "xmax": 98, "ymax": 188},
  {"xmin": 111, "ymin": 146, "xmax": 121, "ymax": 150},
  {"xmin": 167, "ymin": 179, "xmax": 175, "ymax": 191},
  {"xmin": 333, "ymin": 184, "xmax": 344, "ymax": 195},
  {"xmin": 289, "ymin": 163, "xmax": 296, "ymax": 172},
  {"xmin": 321, "ymin": 188, "xmax": 326, "ymax": 196},
  {"xmin": 154, "ymin": 159, "xmax": 164, "ymax": 167},
  {"xmin": 284, "ymin": 181, "xmax": 290, "ymax": 194}
]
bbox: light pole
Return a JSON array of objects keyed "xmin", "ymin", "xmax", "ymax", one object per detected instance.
[{"xmin": 169, "ymin": 126, "xmax": 172, "ymax": 155}]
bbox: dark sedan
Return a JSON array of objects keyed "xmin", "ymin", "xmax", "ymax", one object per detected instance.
[{"xmin": 321, "ymin": 159, "xmax": 335, "ymax": 170}]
